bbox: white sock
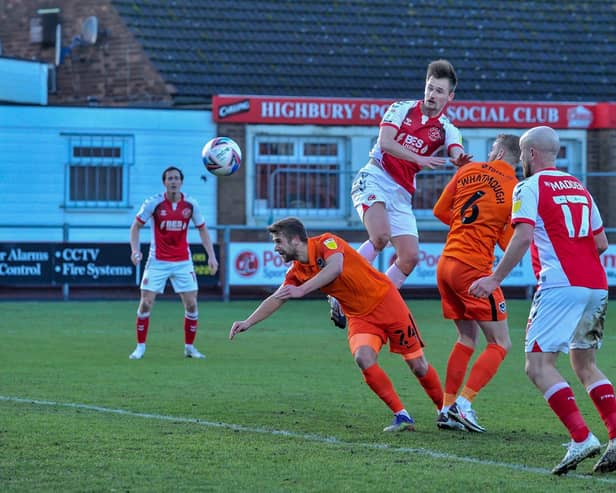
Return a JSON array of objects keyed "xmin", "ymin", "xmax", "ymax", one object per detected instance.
[
  {"xmin": 456, "ymin": 396, "xmax": 472, "ymax": 410},
  {"xmin": 136, "ymin": 343, "xmax": 145, "ymax": 350},
  {"xmin": 357, "ymin": 240, "xmax": 379, "ymax": 264},
  {"xmin": 385, "ymin": 262, "xmax": 408, "ymax": 288}
]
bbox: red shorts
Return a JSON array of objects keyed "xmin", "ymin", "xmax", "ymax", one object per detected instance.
[
  {"xmin": 347, "ymin": 284, "xmax": 424, "ymax": 356},
  {"xmin": 437, "ymin": 255, "xmax": 507, "ymax": 321}
]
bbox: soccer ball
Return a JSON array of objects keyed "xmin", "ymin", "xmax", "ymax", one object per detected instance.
[{"xmin": 201, "ymin": 137, "xmax": 242, "ymax": 176}]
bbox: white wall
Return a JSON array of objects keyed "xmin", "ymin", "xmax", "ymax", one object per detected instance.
[{"xmin": 0, "ymin": 105, "xmax": 217, "ymax": 243}]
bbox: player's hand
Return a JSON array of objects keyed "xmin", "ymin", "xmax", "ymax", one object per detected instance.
[
  {"xmin": 415, "ymin": 155, "xmax": 447, "ymax": 170},
  {"xmin": 229, "ymin": 321, "xmax": 250, "ymax": 340},
  {"xmin": 274, "ymin": 285, "xmax": 305, "ymax": 300},
  {"xmin": 450, "ymin": 152, "xmax": 473, "ymax": 167},
  {"xmin": 469, "ymin": 276, "xmax": 499, "ymax": 298},
  {"xmin": 130, "ymin": 251, "xmax": 142, "ymax": 266},
  {"xmin": 208, "ymin": 257, "xmax": 219, "ymax": 276}
]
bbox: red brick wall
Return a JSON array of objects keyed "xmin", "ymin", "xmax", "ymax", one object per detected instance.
[
  {"xmin": 216, "ymin": 123, "xmax": 247, "ymax": 226},
  {"xmin": 587, "ymin": 129, "xmax": 616, "ymax": 241},
  {"xmin": 0, "ymin": 0, "xmax": 172, "ymax": 106}
]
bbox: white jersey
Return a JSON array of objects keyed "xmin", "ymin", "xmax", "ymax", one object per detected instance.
[{"xmin": 511, "ymin": 169, "xmax": 607, "ymax": 289}]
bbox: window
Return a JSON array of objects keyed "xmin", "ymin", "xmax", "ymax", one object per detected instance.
[
  {"xmin": 253, "ymin": 136, "xmax": 347, "ymax": 217},
  {"xmin": 63, "ymin": 134, "xmax": 134, "ymax": 208}
]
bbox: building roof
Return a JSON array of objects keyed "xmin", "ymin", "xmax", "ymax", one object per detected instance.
[{"xmin": 111, "ymin": 0, "xmax": 616, "ymax": 106}]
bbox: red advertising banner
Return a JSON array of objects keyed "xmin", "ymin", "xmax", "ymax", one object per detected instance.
[{"xmin": 213, "ymin": 95, "xmax": 616, "ymax": 129}]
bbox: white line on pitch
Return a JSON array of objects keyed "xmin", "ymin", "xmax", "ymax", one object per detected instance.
[{"xmin": 2, "ymin": 395, "xmax": 615, "ymax": 484}]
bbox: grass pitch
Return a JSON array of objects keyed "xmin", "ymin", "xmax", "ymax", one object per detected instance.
[{"xmin": 1, "ymin": 298, "xmax": 615, "ymax": 492}]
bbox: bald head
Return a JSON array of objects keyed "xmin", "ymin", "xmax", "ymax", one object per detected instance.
[{"xmin": 520, "ymin": 126, "xmax": 560, "ymax": 177}]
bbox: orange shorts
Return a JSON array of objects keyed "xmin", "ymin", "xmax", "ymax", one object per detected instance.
[
  {"xmin": 437, "ymin": 255, "xmax": 507, "ymax": 321},
  {"xmin": 347, "ymin": 284, "xmax": 424, "ymax": 357}
]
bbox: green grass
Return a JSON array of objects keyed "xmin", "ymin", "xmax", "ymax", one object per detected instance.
[{"xmin": 1, "ymin": 299, "xmax": 615, "ymax": 492}]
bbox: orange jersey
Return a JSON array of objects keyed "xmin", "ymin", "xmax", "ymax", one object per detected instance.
[
  {"xmin": 284, "ymin": 234, "xmax": 391, "ymax": 317},
  {"xmin": 433, "ymin": 160, "xmax": 518, "ymax": 272}
]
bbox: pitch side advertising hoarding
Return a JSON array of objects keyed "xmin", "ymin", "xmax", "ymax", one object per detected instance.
[
  {"xmin": 228, "ymin": 242, "xmax": 616, "ymax": 288},
  {"xmin": 0, "ymin": 243, "xmax": 219, "ymax": 287}
]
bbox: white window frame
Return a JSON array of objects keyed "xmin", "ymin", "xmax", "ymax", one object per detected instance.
[
  {"xmin": 63, "ymin": 133, "xmax": 134, "ymax": 209},
  {"xmin": 246, "ymin": 125, "xmax": 373, "ymax": 226}
]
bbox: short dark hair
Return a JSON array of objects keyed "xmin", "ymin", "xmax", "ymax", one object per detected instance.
[
  {"xmin": 494, "ymin": 134, "xmax": 521, "ymax": 164},
  {"xmin": 267, "ymin": 217, "xmax": 308, "ymax": 242},
  {"xmin": 162, "ymin": 166, "xmax": 184, "ymax": 182},
  {"xmin": 426, "ymin": 59, "xmax": 457, "ymax": 93}
]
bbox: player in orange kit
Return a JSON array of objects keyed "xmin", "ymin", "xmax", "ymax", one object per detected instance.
[
  {"xmin": 229, "ymin": 217, "xmax": 443, "ymax": 432},
  {"xmin": 432, "ymin": 134, "xmax": 520, "ymax": 432}
]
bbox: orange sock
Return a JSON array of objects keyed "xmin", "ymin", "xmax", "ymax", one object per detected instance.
[
  {"xmin": 362, "ymin": 364, "xmax": 405, "ymax": 413},
  {"xmin": 444, "ymin": 342, "xmax": 474, "ymax": 407},
  {"xmin": 417, "ymin": 364, "xmax": 444, "ymax": 410},
  {"xmin": 461, "ymin": 343, "xmax": 507, "ymax": 402}
]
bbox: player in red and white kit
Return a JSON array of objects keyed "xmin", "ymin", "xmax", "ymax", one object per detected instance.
[
  {"xmin": 128, "ymin": 166, "xmax": 218, "ymax": 360},
  {"xmin": 470, "ymin": 126, "xmax": 616, "ymax": 475},
  {"xmin": 328, "ymin": 60, "xmax": 471, "ymax": 328}
]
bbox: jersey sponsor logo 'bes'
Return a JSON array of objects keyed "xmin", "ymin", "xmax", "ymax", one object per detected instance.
[
  {"xmin": 399, "ymin": 133, "xmax": 425, "ymax": 151},
  {"xmin": 159, "ymin": 220, "xmax": 186, "ymax": 231}
]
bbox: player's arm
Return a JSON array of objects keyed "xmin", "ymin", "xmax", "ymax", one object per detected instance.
[
  {"xmin": 496, "ymin": 220, "xmax": 514, "ymax": 251},
  {"xmin": 448, "ymin": 145, "xmax": 473, "ymax": 167},
  {"xmin": 595, "ymin": 229, "xmax": 608, "ymax": 255},
  {"xmin": 129, "ymin": 219, "xmax": 144, "ymax": 265},
  {"xmin": 229, "ymin": 292, "xmax": 286, "ymax": 340},
  {"xmin": 197, "ymin": 225, "xmax": 219, "ymax": 275},
  {"xmin": 469, "ymin": 222, "xmax": 534, "ymax": 297},
  {"xmin": 378, "ymin": 125, "xmax": 446, "ymax": 169},
  {"xmin": 433, "ymin": 177, "xmax": 456, "ymax": 225},
  {"xmin": 274, "ymin": 253, "xmax": 343, "ymax": 300}
]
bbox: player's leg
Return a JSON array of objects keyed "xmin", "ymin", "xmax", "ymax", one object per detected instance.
[
  {"xmin": 172, "ymin": 262, "xmax": 205, "ymax": 359},
  {"xmin": 178, "ymin": 290, "xmax": 204, "ymax": 359},
  {"xmin": 351, "ymin": 166, "xmax": 392, "ymax": 257},
  {"xmin": 387, "ymin": 235, "xmax": 418, "ymax": 288},
  {"xmin": 448, "ymin": 319, "xmax": 509, "ymax": 433},
  {"xmin": 130, "ymin": 260, "xmax": 172, "ymax": 359},
  {"xmin": 380, "ymin": 292, "xmax": 444, "ymax": 416},
  {"xmin": 527, "ymin": 351, "xmax": 600, "ymax": 474},
  {"xmin": 525, "ymin": 287, "xmax": 599, "ymax": 475},
  {"xmin": 361, "ymin": 202, "xmax": 391, "ymax": 253},
  {"xmin": 349, "ymin": 331, "xmax": 414, "ymax": 432},
  {"xmin": 568, "ymin": 289, "xmax": 616, "ymax": 473},
  {"xmin": 130, "ymin": 289, "xmax": 157, "ymax": 359},
  {"xmin": 444, "ymin": 320, "xmax": 478, "ymax": 407},
  {"xmin": 571, "ymin": 348, "xmax": 616, "ymax": 466},
  {"xmin": 436, "ymin": 258, "xmax": 477, "ymax": 428},
  {"xmin": 384, "ymin": 189, "xmax": 418, "ymax": 288}
]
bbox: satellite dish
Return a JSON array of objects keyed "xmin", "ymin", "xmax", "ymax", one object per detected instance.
[
  {"xmin": 58, "ymin": 16, "xmax": 99, "ymax": 64},
  {"xmin": 81, "ymin": 16, "xmax": 98, "ymax": 45}
]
